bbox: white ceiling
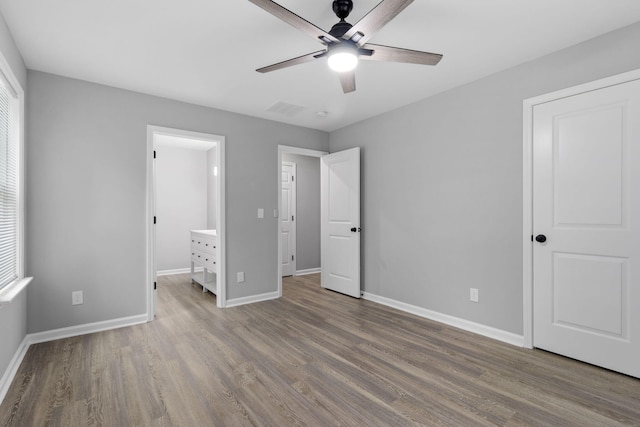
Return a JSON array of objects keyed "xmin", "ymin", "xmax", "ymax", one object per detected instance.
[{"xmin": 2, "ymin": 0, "xmax": 640, "ymax": 132}]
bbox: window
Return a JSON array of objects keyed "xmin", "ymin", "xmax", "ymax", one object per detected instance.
[
  {"xmin": 0, "ymin": 62, "xmax": 27, "ymax": 301},
  {"xmin": 0, "ymin": 75, "xmax": 18, "ymax": 290}
]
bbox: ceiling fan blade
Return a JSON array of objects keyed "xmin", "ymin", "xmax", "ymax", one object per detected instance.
[
  {"xmin": 257, "ymin": 50, "xmax": 326, "ymax": 73},
  {"xmin": 343, "ymin": 0, "xmax": 414, "ymax": 46},
  {"xmin": 338, "ymin": 71, "xmax": 356, "ymax": 93},
  {"xmin": 249, "ymin": 0, "xmax": 339, "ymax": 44},
  {"xmin": 361, "ymin": 43, "xmax": 442, "ymax": 65}
]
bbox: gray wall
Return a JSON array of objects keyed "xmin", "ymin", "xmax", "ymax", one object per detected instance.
[
  {"xmin": 282, "ymin": 153, "xmax": 320, "ymax": 272},
  {"xmin": 207, "ymin": 148, "xmax": 217, "ymax": 229},
  {"xmin": 0, "ymin": 12, "xmax": 27, "ymax": 390},
  {"xmin": 26, "ymin": 71, "xmax": 329, "ymax": 333},
  {"xmin": 156, "ymin": 146, "xmax": 207, "ymax": 271},
  {"xmin": 330, "ymin": 22, "xmax": 640, "ymax": 335}
]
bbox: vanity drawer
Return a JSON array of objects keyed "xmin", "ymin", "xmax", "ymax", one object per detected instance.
[
  {"xmin": 192, "ymin": 236, "xmax": 216, "ymax": 253},
  {"xmin": 192, "ymin": 249, "xmax": 216, "ymax": 269},
  {"xmin": 201, "ymin": 237, "xmax": 216, "ymax": 253}
]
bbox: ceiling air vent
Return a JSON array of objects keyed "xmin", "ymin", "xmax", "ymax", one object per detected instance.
[{"xmin": 265, "ymin": 101, "xmax": 304, "ymax": 117}]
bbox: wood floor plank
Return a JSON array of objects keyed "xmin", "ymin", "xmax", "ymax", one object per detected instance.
[{"xmin": 2, "ymin": 272, "xmax": 640, "ymax": 426}]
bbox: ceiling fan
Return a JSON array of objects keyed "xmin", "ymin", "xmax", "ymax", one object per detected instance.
[{"xmin": 249, "ymin": 0, "xmax": 443, "ymax": 93}]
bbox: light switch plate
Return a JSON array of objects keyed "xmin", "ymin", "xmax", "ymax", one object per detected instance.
[
  {"xmin": 257, "ymin": 208, "xmax": 264, "ymax": 218},
  {"xmin": 237, "ymin": 272, "xmax": 245, "ymax": 283}
]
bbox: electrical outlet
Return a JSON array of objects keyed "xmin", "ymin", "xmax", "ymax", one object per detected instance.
[
  {"xmin": 237, "ymin": 272, "xmax": 245, "ymax": 283},
  {"xmin": 470, "ymin": 288, "xmax": 479, "ymax": 303},
  {"xmin": 257, "ymin": 208, "xmax": 264, "ymax": 218},
  {"xmin": 72, "ymin": 291, "xmax": 83, "ymax": 305}
]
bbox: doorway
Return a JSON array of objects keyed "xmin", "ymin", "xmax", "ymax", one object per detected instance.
[
  {"xmin": 147, "ymin": 126, "xmax": 226, "ymax": 319},
  {"xmin": 277, "ymin": 145, "xmax": 362, "ymax": 299},
  {"xmin": 523, "ymin": 69, "xmax": 640, "ymax": 377},
  {"xmin": 277, "ymin": 146, "xmax": 327, "ymax": 296}
]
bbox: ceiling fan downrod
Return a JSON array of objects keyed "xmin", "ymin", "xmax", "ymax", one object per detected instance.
[{"xmin": 330, "ymin": 0, "xmax": 354, "ymax": 38}]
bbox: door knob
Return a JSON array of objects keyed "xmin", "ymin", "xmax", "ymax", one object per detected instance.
[
  {"xmin": 535, "ymin": 234, "xmax": 547, "ymax": 243},
  {"xmin": 350, "ymin": 227, "xmax": 361, "ymax": 232}
]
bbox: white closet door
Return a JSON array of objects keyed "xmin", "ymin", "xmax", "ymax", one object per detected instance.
[{"xmin": 532, "ymin": 78, "xmax": 640, "ymax": 378}]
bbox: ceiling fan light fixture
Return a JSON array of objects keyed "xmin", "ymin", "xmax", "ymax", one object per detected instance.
[{"xmin": 327, "ymin": 45, "xmax": 359, "ymax": 72}]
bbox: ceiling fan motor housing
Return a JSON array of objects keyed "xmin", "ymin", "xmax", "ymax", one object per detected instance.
[{"xmin": 332, "ymin": 0, "xmax": 353, "ymax": 20}]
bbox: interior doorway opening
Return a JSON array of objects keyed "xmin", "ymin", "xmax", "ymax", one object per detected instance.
[
  {"xmin": 277, "ymin": 146, "xmax": 327, "ymax": 296},
  {"xmin": 147, "ymin": 126, "xmax": 226, "ymax": 320}
]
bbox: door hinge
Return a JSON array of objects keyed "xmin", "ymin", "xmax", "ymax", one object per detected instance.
[
  {"xmin": 291, "ymin": 175, "xmax": 294, "ymax": 182},
  {"xmin": 154, "ymin": 216, "xmax": 157, "ymax": 224},
  {"xmin": 292, "ymin": 255, "xmax": 294, "ymax": 261},
  {"xmin": 154, "ymin": 281, "xmax": 157, "ymax": 290},
  {"xmin": 531, "ymin": 234, "xmax": 533, "ymax": 242},
  {"xmin": 292, "ymin": 215, "xmax": 294, "ymax": 221},
  {"xmin": 153, "ymin": 150, "xmax": 156, "ymax": 159}
]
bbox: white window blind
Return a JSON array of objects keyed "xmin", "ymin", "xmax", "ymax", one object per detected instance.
[{"xmin": 0, "ymin": 77, "xmax": 18, "ymax": 290}]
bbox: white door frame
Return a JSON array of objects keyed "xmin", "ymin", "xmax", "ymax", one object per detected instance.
[
  {"xmin": 277, "ymin": 145, "xmax": 328, "ymax": 296},
  {"xmin": 146, "ymin": 125, "xmax": 227, "ymax": 320},
  {"xmin": 522, "ymin": 68, "xmax": 640, "ymax": 348}
]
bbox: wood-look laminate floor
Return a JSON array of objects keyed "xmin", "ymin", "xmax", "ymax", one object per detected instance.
[{"xmin": 2, "ymin": 274, "xmax": 640, "ymax": 426}]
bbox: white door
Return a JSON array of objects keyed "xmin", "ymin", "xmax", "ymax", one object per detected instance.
[
  {"xmin": 281, "ymin": 162, "xmax": 296, "ymax": 277},
  {"xmin": 321, "ymin": 147, "xmax": 361, "ymax": 298},
  {"xmin": 532, "ymin": 78, "xmax": 640, "ymax": 377}
]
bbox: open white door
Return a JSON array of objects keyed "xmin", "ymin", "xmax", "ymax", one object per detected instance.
[
  {"xmin": 321, "ymin": 147, "xmax": 361, "ymax": 298},
  {"xmin": 281, "ymin": 162, "xmax": 296, "ymax": 277},
  {"xmin": 532, "ymin": 78, "xmax": 640, "ymax": 377}
]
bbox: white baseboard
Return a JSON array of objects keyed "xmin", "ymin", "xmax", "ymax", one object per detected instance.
[
  {"xmin": 362, "ymin": 292, "xmax": 524, "ymax": 347},
  {"xmin": 157, "ymin": 267, "xmax": 201, "ymax": 276},
  {"xmin": 225, "ymin": 291, "xmax": 279, "ymax": 308},
  {"xmin": 0, "ymin": 335, "xmax": 30, "ymax": 406},
  {"xmin": 0, "ymin": 313, "xmax": 148, "ymax": 406},
  {"xmin": 27, "ymin": 314, "xmax": 148, "ymax": 345},
  {"xmin": 295, "ymin": 268, "xmax": 321, "ymax": 276}
]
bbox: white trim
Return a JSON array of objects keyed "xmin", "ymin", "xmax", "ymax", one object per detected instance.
[
  {"xmin": 0, "ymin": 335, "xmax": 29, "ymax": 405},
  {"xmin": 362, "ymin": 292, "xmax": 524, "ymax": 347},
  {"xmin": 156, "ymin": 267, "xmax": 201, "ymax": 277},
  {"xmin": 147, "ymin": 126, "xmax": 227, "ymax": 318},
  {"xmin": 27, "ymin": 314, "xmax": 148, "ymax": 345},
  {"xmin": 277, "ymin": 145, "xmax": 328, "ymax": 298},
  {"xmin": 0, "ymin": 276, "xmax": 32, "ymax": 305},
  {"xmin": 522, "ymin": 68, "xmax": 640, "ymax": 349},
  {"xmin": 0, "ymin": 39, "xmax": 29, "ymax": 408},
  {"xmin": 225, "ymin": 291, "xmax": 279, "ymax": 308},
  {"xmin": 295, "ymin": 267, "xmax": 321, "ymax": 276},
  {"xmin": 0, "ymin": 48, "xmax": 26, "ymax": 297}
]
